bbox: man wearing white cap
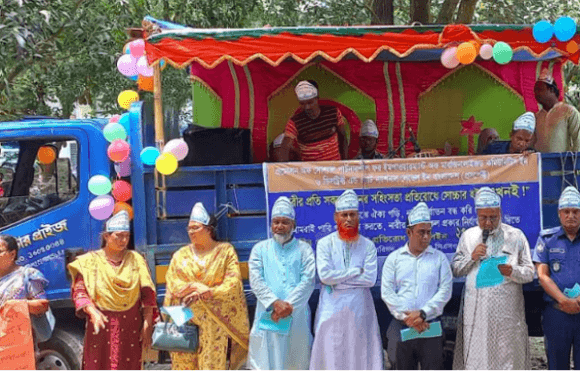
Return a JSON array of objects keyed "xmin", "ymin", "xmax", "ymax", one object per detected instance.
[
  {"xmin": 481, "ymin": 112, "xmax": 536, "ymax": 155},
  {"xmin": 269, "ymin": 133, "xmax": 299, "ymax": 162},
  {"xmin": 309, "ymin": 189, "xmax": 382, "ymax": 370},
  {"xmin": 381, "ymin": 202, "xmax": 453, "ymax": 370},
  {"xmin": 247, "ymin": 196, "xmax": 315, "ymax": 370},
  {"xmin": 451, "ymin": 187, "xmax": 534, "ymax": 370},
  {"xmin": 279, "ymin": 80, "xmax": 348, "ymax": 161},
  {"xmin": 534, "ymin": 68, "xmax": 580, "ymax": 152},
  {"xmin": 533, "ymin": 186, "xmax": 580, "ymax": 369},
  {"xmin": 355, "ymin": 119, "xmax": 385, "ymax": 160}
]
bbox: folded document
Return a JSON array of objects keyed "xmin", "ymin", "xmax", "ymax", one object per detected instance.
[
  {"xmin": 476, "ymin": 255, "xmax": 508, "ymax": 289},
  {"xmin": 258, "ymin": 311, "xmax": 292, "ymax": 335},
  {"xmin": 400, "ymin": 322, "xmax": 442, "ymax": 342},
  {"xmin": 160, "ymin": 306, "xmax": 194, "ymax": 327},
  {"xmin": 564, "ymin": 283, "xmax": 580, "ymax": 298}
]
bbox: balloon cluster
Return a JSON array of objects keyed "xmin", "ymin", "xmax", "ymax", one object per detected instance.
[
  {"xmin": 140, "ymin": 138, "xmax": 189, "ymax": 175},
  {"xmin": 87, "ymin": 174, "xmax": 134, "ymax": 221},
  {"xmin": 117, "ymin": 39, "xmax": 165, "ymax": 92},
  {"xmin": 441, "ymin": 40, "xmax": 513, "ymax": 69},
  {"xmin": 533, "ymin": 17, "xmax": 577, "ymax": 43}
]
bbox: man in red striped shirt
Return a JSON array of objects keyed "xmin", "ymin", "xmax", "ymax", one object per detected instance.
[{"xmin": 280, "ymin": 81, "xmax": 348, "ymax": 162}]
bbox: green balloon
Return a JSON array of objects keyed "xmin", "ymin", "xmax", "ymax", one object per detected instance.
[
  {"xmin": 492, "ymin": 42, "xmax": 513, "ymax": 65},
  {"xmin": 88, "ymin": 175, "xmax": 112, "ymax": 195},
  {"xmin": 103, "ymin": 122, "xmax": 127, "ymax": 142}
]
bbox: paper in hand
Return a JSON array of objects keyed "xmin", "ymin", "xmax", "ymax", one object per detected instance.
[
  {"xmin": 160, "ymin": 306, "xmax": 194, "ymax": 327},
  {"xmin": 476, "ymin": 255, "xmax": 508, "ymax": 289},
  {"xmin": 258, "ymin": 311, "xmax": 292, "ymax": 335},
  {"xmin": 564, "ymin": 283, "xmax": 580, "ymax": 298},
  {"xmin": 400, "ymin": 322, "xmax": 443, "ymax": 342}
]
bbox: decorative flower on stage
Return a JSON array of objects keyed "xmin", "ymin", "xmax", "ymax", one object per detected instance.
[{"xmin": 460, "ymin": 116, "xmax": 483, "ymax": 155}]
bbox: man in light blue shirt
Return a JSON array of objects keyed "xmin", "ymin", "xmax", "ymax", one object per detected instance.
[
  {"xmin": 381, "ymin": 202, "xmax": 453, "ymax": 370},
  {"xmin": 247, "ymin": 196, "xmax": 316, "ymax": 370}
]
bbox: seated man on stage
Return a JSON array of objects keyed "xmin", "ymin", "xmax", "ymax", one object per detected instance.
[
  {"xmin": 279, "ymin": 81, "xmax": 348, "ymax": 162},
  {"xmin": 480, "ymin": 112, "xmax": 535, "ymax": 155},
  {"xmin": 354, "ymin": 120, "xmax": 385, "ymax": 160}
]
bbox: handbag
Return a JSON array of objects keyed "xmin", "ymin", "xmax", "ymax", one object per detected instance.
[
  {"xmin": 151, "ymin": 306, "xmax": 198, "ymax": 353},
  {"xmin": 23, "ymin": 268, "xmax": 55, "ymax": 343}
]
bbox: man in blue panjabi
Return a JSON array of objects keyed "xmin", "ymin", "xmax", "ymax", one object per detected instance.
[
  {"xmin": 381, "ymin": 202, "xmax": 453, "ymax": 370},
  {"xmin": 247, "ymin": 196, "xmax": 316, "ymax": 370}
]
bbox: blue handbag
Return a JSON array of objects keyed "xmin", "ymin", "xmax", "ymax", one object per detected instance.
[{"xmin": 151, "ymin": 307, "xmax": 198, "ymax": 353}]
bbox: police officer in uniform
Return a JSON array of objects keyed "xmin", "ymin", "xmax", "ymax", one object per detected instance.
[{"xmin": 533, "ymin": 186, "xmax": 580, "ymax": 370}]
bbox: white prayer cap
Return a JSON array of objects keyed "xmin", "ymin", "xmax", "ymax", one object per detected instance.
[
  {"xmin": 272, "ymin": 133, "xmax": 285, "ymax": 148},
  {"xmin": 335, "ymin": 189, "xmax": 359, "ymax": 212},
  {"xmin": 559, "ymin": 186, "xmax": 580, "ymax": 210},
  {"xmin": 189, "ymin": 202, "xmax": 210, "ymax": 225},
  {"xmin": 512, "ymin": 112, "xmax": 536, "ymax": 134},
  {"xmin": 407, "ymin": 202, "xmax": 431, "ymax": 227},
  {"xmin": 538, "ymin": 68, "xmax": 555, "ymax": 86},
  {"xmin": 360, "ymin": 119, "xmax": 379, "ymax": 138},
  {"xmin": 295, "ymin": 81, "xmax": 318, "ymax": 101},
  {"xmin": 106, "ymin": 210, "xmax": 130, "ymax": 232},
  {"xmin": 474, "ymin": 187, "xmax": 501, "ymax": 209},
  {"xmin": 271, "ymin": 196, "xmax": 295, "ymax": 221}
]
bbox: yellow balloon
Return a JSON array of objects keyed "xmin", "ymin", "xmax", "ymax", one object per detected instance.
[
  {"xmin": 117, "ymin": 90, "xmax": 139, "ymax": 110},
  {"xmin": 155, "ymin": 152, "xmax": 178, "ymax": 175}
]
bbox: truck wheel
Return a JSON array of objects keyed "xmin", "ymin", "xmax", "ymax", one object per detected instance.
[{"xmin": 37, "ymin": 328, "xmax": 83, "ymax": 370}]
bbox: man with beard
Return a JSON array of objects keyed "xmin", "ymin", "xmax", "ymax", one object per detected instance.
[
  {"xmin": 452, "ymin": 187, "xmax": 534, "ymax": 370},
  {"xmin": 279, "ymin": 80, "xmax": 348, "ymax": 161},
  {"xmin": 354, "ymin": 119, "xmax": 385, "ymax": 160},
  {"xmin": 309, "ymin": 189, "xmax": 383, "ymax": 370},
  {"xmin": 247, "ymin": 196, "xmax": 316, "ymax": 370},
  {"xmin": 533, "ymin": 186, "xmax": 580, "ymax": 370},
  {"xmin": 381, "ymin": 202, "xmax": 453, "ymax": 370},
  {"xmin": 480, "ymin": 112, "xmax": 536, "ymax": 155}
]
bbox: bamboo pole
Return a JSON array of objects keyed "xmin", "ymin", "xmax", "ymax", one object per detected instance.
[{"xmin": 153, "ymin": 64, "xmax": 165, "ymax": 150}]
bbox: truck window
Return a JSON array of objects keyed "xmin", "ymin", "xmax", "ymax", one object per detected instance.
[{"xmin": 0, "ymin": 139, "xmax": 79, "ymax": 229}]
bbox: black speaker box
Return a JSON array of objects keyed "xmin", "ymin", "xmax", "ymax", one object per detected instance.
[{"xmin": 181, "ymin": 125, "xmax": 252, "ymax": 166}]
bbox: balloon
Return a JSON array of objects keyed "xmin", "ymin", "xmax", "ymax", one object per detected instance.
[
  {"xmin": 136, "ymin": 56, "xmax": 154, "ymax": 77},
  {"xmin": 118, "ymin": 113, "xmax": 131, "ymax": 133},
  {"xmin": 103, "ymin": 122, "xmax": 127, "ymax": 142},
  {"xmin": 123, "ymin": 42, "xmax": 131, "ymax": 55},
  {"xmin": 117, "ymin": 90, "xmax": 139, "ymax": 110},
  {"xmin": 155, "ymin": 152, "xmax": 178, "ymax": 175},
  {"xmin": 137, "ymin": 75, "xmax": 154, "ymax": 92},
  {"xmin": 492, "ymin": 42, "xmax": 513, "ymax": 65},
  {"xmin": 113, "ymin": 201, "xmax": 134, "ymax": 220},
  {"xmin": 115, "ymin": 157, "xmax": 132, "ymax": 177},
  {"xmin": 112, "ymin": 180, "xmax": 132, "ymax": 202},
  {"xmin": 140, "ymin": 147, "xmax": 160, "ymax": 166},
  {"xmin": 469, "ymin": 40, "xmax": 480, "ymax": 55},
  {"xmin": 88, "ymin": 175, "xmax": 112, "ymax": 195},
  {"xmin": 160, "ymin": 59, "xmax": 166, "ymax": 69},
  {"xmin": 117, "ymin": 54, "xmax": 138, "ymax": 77},
  {"xmin": 479, "ymin": 44, "xmax": 493, "ymax": 60},
  {"xmin": 163, "ymin": 138, "xmax": 189, "ymax": 161},
  {"xmin": 128, "ymin": 75, "xmax": 138, "ymax": 81},
  {"xmin": 555, "ymin": 16, "xmax": 577, "ymax": 42},
  {"xmin": 441, "ymin": 47, "xmax": 459, "ymax": 69},
  {"xmin": 567, "ymin": 40, "xmax": 579, "ymax": 54},
  {"xmin": 109, "ymin": 114, "xmax": 121, "ymax": 123},
  {"xmin": 129, "ymin": 39, "xmax": 145, "ymax": 58},
  {"xmin": 456, "ymin": 42, "xmax": 477, "ymax": 64},
  {"xmin": 107, "ymin": 139, "xmax": 131, "ymax": 162},
  {"xmin": 533, "ymin": 20, "xmax": 554, "ymax": 43},
  {"xmin": 37, "ymin": 146, "xmax": 57, "ymax": 164},
  {"xmin": 89, "ymin": 195, "xmax": 115, "ymax": 220}
]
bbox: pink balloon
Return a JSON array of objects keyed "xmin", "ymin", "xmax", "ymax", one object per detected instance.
[
  {"xmin": 480, "ymin": 44, "xmax": 493, "ymax": 60},
  {"xmin": 117, "ymin": 54, "xmax": 138, "ymax": 77},
  {"xmin": 130, "ymin": 39, "xmax": 145, "ymax": 58},
  {"xmin": 109, "ymin": 114, "xmax": 121, "ymax": 123},
  {"xmin": 441, "ymin": 47, "xmax": 460, "ymax": 69},
  {"xmin": 163, "ymin": 138, "xmax": 189, "ymax": 161},
  {"xmin": 114, "ymin": 156, "xmax": 131, "ymax": 177},
  {"xmin": 89, "ymin": 195, "xmax": 115, "ymax": 220},
  {"xmin": 136, "ymin": 56, "xmax": 154, "ymax": 77},
  {"xmin": 112, "ymin": 180, "xmax": 132, "ymax": 202},
  {"xmin": 108, "ymin": 139, "xmax": 131, "ymax": 163}
]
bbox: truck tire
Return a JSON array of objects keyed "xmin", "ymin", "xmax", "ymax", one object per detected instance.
[{"xmin": 37, "ymin": 328, "xmax": 84, "ymax": 370}]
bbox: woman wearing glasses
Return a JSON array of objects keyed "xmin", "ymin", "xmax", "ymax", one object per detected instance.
[{"xmin": 163, "ymin": 202, "xmax": 250, "ymax": 370}]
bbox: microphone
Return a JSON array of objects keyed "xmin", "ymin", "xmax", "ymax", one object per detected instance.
[
  {"xmin": 408, "ymin": 127, "xmax": 421, "ymax": 153},
  {"xmin": 482, "ymin": 229, "xmax": 490, "ymax": 244}
]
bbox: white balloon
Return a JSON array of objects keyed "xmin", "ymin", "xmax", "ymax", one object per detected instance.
[
  {"xmin": 480, "ymin": 44, "xmax": 494, "ymax": 60},
  {"xmin": 441, "ymin": 47, "xmax": 460, "ymax": 69},
  {"xmin": 163, "ymin": 138, "xmax": 189, "ymax": 161},
  {"xmin": 136, "ymin": 56, "xmax": 154, "ymax": 77}
]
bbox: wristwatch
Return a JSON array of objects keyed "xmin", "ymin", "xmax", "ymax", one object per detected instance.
[{"xmin": 419, "ymin": 310, "xmax": 427, "ymax": 321}]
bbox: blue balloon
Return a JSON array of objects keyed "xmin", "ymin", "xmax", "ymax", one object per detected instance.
[
  {"xmin": 554, "ymin": 16, "xmax": 577, "ymax": 42},
  {"xmin": 118, "ymin": 113, "xmax": 131, "ymax": 134},
  {"xmin": 129, "ymin": 75, "xmax": 138, "ymax": 81},
  {"xmin": 533, "ymin": 20, "xmax": 554, "ymax": 43},
  {"xmin": 160, "ymin": 59, "xmax": 166, "ymax": 69},
  {"xmin": 140, "ymin": 147, "xmax": 160, "ymax": 166}
]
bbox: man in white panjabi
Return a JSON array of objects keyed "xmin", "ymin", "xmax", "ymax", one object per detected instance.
[
  {"xmin": 247, "ymin": 196, "xmax": 315, "ymax": 370},
  {"xmin": 451, "ymin": 187, "xmax": 534, "ymax": 370},
  {"xmin": 309, "ymin": 189, "xmax": 383, "ymax": 370}
]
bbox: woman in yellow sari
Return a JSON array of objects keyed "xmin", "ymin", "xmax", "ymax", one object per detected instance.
[{"xmin": 164, "ymin": 202, "xmax": 250, "ymax": 370}]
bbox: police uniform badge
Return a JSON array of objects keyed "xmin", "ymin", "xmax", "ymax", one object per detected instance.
[
  {"xmin": 536, "ymin": 242, "xmax": 545, "ymax": 253},
  {"xmin": 552, "ymin": 260, "xmax": 561, "ymax": 273}
]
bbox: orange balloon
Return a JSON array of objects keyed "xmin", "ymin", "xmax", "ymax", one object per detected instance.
[
  {"xmin": 37, "ymin": 146, "xmax": 57, "ymax": 165},
  {"xmin": 138, "ymin": 75, "xmax": 154, "ymax": 92},
  {"xmin": 456, "ymin": 42, "xmax": 477, "ymax": 64},
  {"xmin": 567, "ymin": 41, "xmax": 579, "ymax": 54},
  {"xmin": 469, "ymin": 40, "xmax": 481, "ymax": 55},
  {"xmin": 113, "ymin": 201, "xmax": 134, "ymax": 220}
]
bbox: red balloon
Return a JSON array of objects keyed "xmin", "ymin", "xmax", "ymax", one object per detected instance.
[
  {"xmin": 107, "ymin": 139, "xmax": 131, "ymax": 162},
  {"xmin": 112, "ymin": 180, "xmax": 132, "ymax": 202}
]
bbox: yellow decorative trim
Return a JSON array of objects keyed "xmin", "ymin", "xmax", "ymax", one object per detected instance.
[
  {"xmin": 536, "ymin": 61, "xmax": 543, "ymax": 81},
  {"xmin": 228, "ymin": 61, "xmax": 241, "ymax": 128},
  {"xmin": 383, "ymin": 62, "xmax": 395, "ymax": 150},
  {"xmin": 189, "ymin": 76, "xmax": 223, "ymax": 104},
  {"xmin": 243, "ymin": 65, "xmax": 255, "ymax": 132},
  {"xmin": 396, "ymin": 62, "xmax": 406, "ymax": 158}
]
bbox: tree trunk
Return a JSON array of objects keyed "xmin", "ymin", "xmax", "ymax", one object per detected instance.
[
  {"xmin": 436, "ymin": 0, "xmax": 461, "ymax": 24},
  {"xmin": 371, "ymin": 0, "xmax": 394, "ymax": 25},
  {"xmin": 455, "ymin": 0, "xmax": 479, "ymax": 24},
  {"xmin": 410, "ymin": 0, "xmax": 431, "ymax": 24}
]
